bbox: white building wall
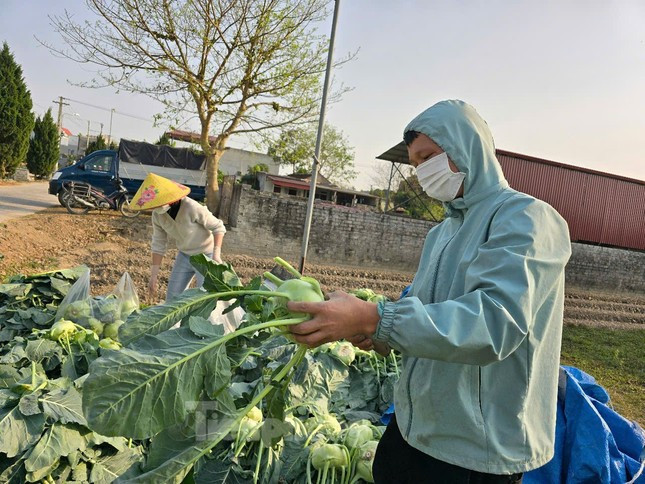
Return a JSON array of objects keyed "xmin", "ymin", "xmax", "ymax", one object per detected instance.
[{"xmin": 219, "ymin": 148, "xmax": 279, "ymax": 176}]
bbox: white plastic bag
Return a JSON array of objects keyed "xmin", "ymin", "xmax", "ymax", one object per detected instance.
[
  {"xmin": 55, "ymin": 269, "xmax": 140, "ymax": 338},
  {"xmin": 208, "ymin": 300, "xmax": 245, "ymax": 334},
  {"xmin": 113, "ymin": 272, "xmax": 140, "ymax": 320},
  {"xmin": 55, "ymin": 267, "xmax": 94, "ymax": 326}
]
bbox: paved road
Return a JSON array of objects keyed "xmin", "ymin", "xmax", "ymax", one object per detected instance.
[{"xmin": 0, "ymin": 182, "xmax": 59, "ymax": 223}]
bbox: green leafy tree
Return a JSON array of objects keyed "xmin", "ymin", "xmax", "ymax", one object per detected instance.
[
  {"xmin": 155, "ymin": 132, "xmax": 175, "ymax": 146},
  {"xmin": 46, "ymin": 0, "xmax": 353, "ymax": 213},
  {"xmin": 85, "ymin": 134, "xmax": 107, "ymax": 155},
  {"xmin": 247, "ymin": 163, "xmax": 269, "ymax": 175},
  {"xmin": 27, "ymin": 109, "xmax": 60, "ymax": 178},
  {"xmin": 108, "ymin": 141, "xmax": 117, "ymax": 150},
  {"xmin": 240, "ymin": 163, "xmax": 270, "ymax": 187},
  {"xmin": 0, "ymin": 42, "xmax": 34, "ymax": 178},
  {"xmin": 392, "ymin": 173, "xmax": 444, "ymax": 221},
  {"xmin": 268, "ymin": 124, "xmax": 356, "ymax": 185}
]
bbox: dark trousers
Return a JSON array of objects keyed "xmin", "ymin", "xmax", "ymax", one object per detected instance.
[{"xmin": 373, "ymin": 415, "xmax": 523, "ymax": 484}]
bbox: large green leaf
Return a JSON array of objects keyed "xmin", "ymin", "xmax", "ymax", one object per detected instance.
[
  {"xmin": 83, "ymin": 328, "xmax": 230, "ymax": 439},
  {"xmin": 0, "ymin": 342, "xmax": 27, "ymax": 365},
  {"xmin": 0, "ymin": 456, "xmax": 27, "ymax": 483},
  {"xmin": 188, "ymin": 315, "xmax": 224, "ymax": 339},
  {"xmin": 117, "ymin": 408, "xmax": 238, "ymax": 483},
  {"xmin": 49, "ymin": 276, "xmax": 72, "ymax": 296},
  {"xmin": 0, "ymin": 389, "xmax": 19, "ymax": 408},
  {"xmin": 193, "ymin": 458, "xmax": 251, "ymax": 483},
  {"xmin": 0, "ymin": 405, "xmax": 45, "ymax": 458},
  {"xmin": 120, "ymin": 289, "xmax": 218, "ymax": 346},
  {"xmin": 40, "ymin": 387, "xmax": 87, "ymax": 425},
  {"xmin": 189, "ymin": 255, "xmax": 243, "ymax": 293},
  {"xmin": 24, "ymin": 423, "xmax": 88, "ymax": 481},
  {"xmin": 0, "ymin": 284, "xmax": 31, "ymax": 298},
  {"xmin": 18, "ymin": 391, "xmax": 42, "ymax": 416},
  {"xmin": 89, "ymin": 446, "xmax": 144, "ymax": 483},
  {"xmin": 276, "ymin": 435, "xmax": 309, "ymax": 482},
  {"xmin": 25, "ymin": 338, "xmax": 61, "ymax": 362},
  {"xmin": 0, "ymin": 365, "xmax": 22, "ymax": 389}
]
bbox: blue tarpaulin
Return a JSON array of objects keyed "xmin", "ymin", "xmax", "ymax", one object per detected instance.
[
  {"xmin": 380, "ymin": 365, "xmax": 645, "ymax": 483},
  {"xmin": 524, "ymin": 366, "xmax": 645, "ymax": 483}
]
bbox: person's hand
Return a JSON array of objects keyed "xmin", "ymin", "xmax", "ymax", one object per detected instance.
[
  {"xmin": 287, "ymin": 291, "xmax": 380, "ymax": 348},
  {"xmin": 148, "ymin": 265, "xmax": 160, "ymax": 303},
  {"xmin": 347, "ymin": 335, "xmax": 392, "ymax": 356},
  {"xmin": 212, "ymin": 246, "xmax": 223, "ymax": 264}
]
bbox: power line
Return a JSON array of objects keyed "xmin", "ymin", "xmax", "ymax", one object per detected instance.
[{"xmin": 63, "ymin": 97, "xmax": 154, "ymax": 123}]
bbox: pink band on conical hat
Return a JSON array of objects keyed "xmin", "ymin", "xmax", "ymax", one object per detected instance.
[{"xmin": 129, "ymin": 173, "xmax": 191, "ymax": 210}]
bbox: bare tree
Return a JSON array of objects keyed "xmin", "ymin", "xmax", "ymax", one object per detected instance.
[
  {"xmin": 370, "ymin": 159, "xmax": 412, "ymax": 191},
  {"xmin": 44, "ymin": 0, "xmax": 351, "ymax": 212}
]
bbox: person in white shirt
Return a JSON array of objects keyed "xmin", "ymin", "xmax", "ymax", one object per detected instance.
[{"xmin": 129, "ymin": 173, "xmax": 226, "ymax": 302}]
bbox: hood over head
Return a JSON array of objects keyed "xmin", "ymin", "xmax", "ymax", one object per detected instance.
[{"xmin": 404, "ymin": 100, "xmax": 508, "ymax": 210}]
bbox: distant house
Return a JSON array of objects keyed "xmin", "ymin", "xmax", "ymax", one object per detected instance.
[
  {"xmin": 256, "ymin": 171, "xmax": 380, "ymax": 209},
  {"xmin": 59, "ymin": 127, "xmax": 73, "ymax": 140}
]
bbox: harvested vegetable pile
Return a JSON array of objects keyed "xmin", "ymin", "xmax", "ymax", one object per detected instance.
[{"xmin": 1, "ymin": 256, "xmax": 400, "ymax": 483}]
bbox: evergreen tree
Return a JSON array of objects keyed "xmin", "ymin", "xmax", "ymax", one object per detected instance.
[
  {"xmin": 85, "ymin": 134, "xmax": 107, "ymax": 155},
  {"xmin": 27, "ymin": 109, "xmax": 60, "ymax": 178},
  {"xmin": 0, "ymin": 42, "xmax": 34, "ymax": 178}
]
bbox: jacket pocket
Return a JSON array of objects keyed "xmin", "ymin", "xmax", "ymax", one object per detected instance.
[{"xmin": 472, "ymin": 365, "xmax": 486, "ymax": 429}]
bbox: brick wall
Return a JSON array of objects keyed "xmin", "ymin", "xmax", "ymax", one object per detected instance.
[{"xmin": 223, "ymin": 187, "xmax": 644, "ymax": 293}]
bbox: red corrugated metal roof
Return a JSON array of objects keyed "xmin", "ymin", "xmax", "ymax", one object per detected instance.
[
  {"xmin": 268, "ymin": 175, "xmax": 311, "ymax": 190},
  {"xmin": 496, "ymin": 149, "xmax": 645, "ymax": 186},
  {"xmin": 60, "ymin": 127, "xmax": 73, "ymax": 137},
  {"xmin": 497, "ymin": 153, "xmax": 645, "ymax": 251}
]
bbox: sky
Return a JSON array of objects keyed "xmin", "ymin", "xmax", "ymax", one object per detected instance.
[{"xmin": 2, "ymin": 0, "xmax": 644, "ymax": 190}]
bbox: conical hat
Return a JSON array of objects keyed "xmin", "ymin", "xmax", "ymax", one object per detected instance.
[{"xmin": 129, "ymin": 173, "xmax": 191, "ymax": 210}]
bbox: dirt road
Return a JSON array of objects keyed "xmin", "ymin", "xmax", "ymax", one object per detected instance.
[{"xmin": 0, "ymin": 181, "xmax": 57, "ymax": 222}]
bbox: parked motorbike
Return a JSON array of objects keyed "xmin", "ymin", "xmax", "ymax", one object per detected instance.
[{"xmin": 61, "ymin": 180, "xmax": 139, "ymax": 218}]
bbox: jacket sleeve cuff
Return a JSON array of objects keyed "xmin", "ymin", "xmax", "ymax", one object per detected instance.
[{"xmin": 373, "ymin": 300, "xmax": 396, "ymax": 342}]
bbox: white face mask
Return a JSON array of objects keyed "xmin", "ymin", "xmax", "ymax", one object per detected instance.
[
  {"xmin": 415, "ymin": 152, "xmax": 466, "ymax": 202},
  {"xmin": 153, "ymin": 204, "xmax": 171, "ymax": 215}
]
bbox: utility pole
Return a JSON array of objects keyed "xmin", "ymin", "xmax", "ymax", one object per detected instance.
[
  {"xmin": 86, "ymin": 120, "xmax": 91, "ymax": 153},
  {"xmin": 108, "ymin": 108, "xmax": 115, "ymax": 144},
  {"xmin": 384, "ymin": 162, "xmax": 395, "ymax": 212},
  {"xmin": 299, "ymin": 0, "xmax": 341, "ymax": 274},
  {"xmin": 52, "ymin": 96, "xmax": 70, "ymax": 137}
]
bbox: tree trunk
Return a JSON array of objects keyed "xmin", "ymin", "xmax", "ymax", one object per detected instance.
[{"xmin": 205, "ymin": 149, "xmax": 223, "ymax": 215}]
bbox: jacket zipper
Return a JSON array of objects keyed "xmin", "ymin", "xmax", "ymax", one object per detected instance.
[{"xmin": 405, "ymin": 214, "xmax": 464, "ymax": 437}]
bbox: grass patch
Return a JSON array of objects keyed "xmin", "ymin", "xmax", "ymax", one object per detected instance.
[{"xmin": 560, "ymin": 325, "xmax": 644, "ymax": 425}]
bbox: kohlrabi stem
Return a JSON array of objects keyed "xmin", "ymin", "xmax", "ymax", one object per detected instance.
[
  {"xmin": 391, "ymin": 351, "xmax": 400, "ymax": 377},
  {"xmin": 253, "ymin": 438, "xmax": 264, "ymax": 484},
  {"xmin": 189, "ymin": 345, "xmax": 309, "ymax": 467},
  {"xmin": 307, "ymin": 452, "xmax": 315, "ymax": 484},
  {"xmin": 304, "ymin": 423, "xmax": 323, "ymax": 448},
  {"xmin": 209, "ymin": 289, "xmax": 292, "ymax": 300},
  {"xmin": 274, "ymin": 257, "xmax": 302, "ymax": 278},
  {"xmin": 263, "ymin": 272, "xmax": 283, "ymax": 287}
]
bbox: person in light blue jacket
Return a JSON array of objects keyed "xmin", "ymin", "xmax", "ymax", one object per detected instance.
[{"xmin": 288, "ymin": 100, "xmax": 572, "ymax": 483}]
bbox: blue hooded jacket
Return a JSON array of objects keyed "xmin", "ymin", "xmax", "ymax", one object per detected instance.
[{"xmin": 374, "ymin": 100, "xmax": 572, "ymax": 474}]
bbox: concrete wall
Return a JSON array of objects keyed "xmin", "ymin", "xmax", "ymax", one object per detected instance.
[
  {"xmin": 566, "ymin": 243, "xmax": 645, "ymax": 293},
  {"xmin": 224, "ymin": 187, "xmax": 645, "ymax": 293},
  {"xmin": 224, "ymin": 186, "xmax": 433, "ymax": 270}
]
